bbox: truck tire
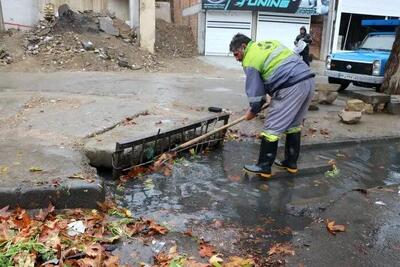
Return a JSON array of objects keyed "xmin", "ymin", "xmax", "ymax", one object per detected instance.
[
  {"xmin": 328, "ymin": 77, "xmax": 350, "ymax": 92},
  {"xmin": 337, "ymin": 82, "xmax": 350, "ymax": 92}
]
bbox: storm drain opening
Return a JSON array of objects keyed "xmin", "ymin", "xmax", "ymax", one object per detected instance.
[{"xmin": 111, "ymin": 113, "xmax": 230, "ymax": 179}]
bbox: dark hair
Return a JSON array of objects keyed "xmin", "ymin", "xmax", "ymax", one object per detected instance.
[{"xmin": 229, "ymin": 33, "xmax": 251, "ymax": 52}]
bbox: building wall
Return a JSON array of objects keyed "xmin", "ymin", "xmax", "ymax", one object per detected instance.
[
  {"xmin": 310, "ymin": 15, "xmax": 323, "ymax": 60},
  {"xmin": 1, "ymin": 0, "xmax": 132, "ymax": 29},
  {"xmin": 2, "ymin": 0, "xmax": 40, "ymax": 29},
  {"xmin": 156, "ymin": 1, "xmax": 171, "ymax": 23},
  {"xmin": 172, "ymin": 0, "xmax": 199, "ymax": 42},
  {"xmin": 107, "ymin": 0, "xmax": 129, "ymax": 21}
]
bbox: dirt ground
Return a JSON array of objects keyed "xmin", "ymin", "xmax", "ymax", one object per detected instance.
[{"xmin": 0, "ymin": 14, "xmax": 202, "ymax": 73}]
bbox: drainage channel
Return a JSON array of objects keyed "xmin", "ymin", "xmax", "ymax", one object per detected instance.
[{"xmin": 98, "ymin": 140, "xmax": 400, "ymax": 265}]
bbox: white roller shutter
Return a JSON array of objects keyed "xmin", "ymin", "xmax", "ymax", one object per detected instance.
[
  {"xmin": 205, "ymin": 11, "xmax": 252, "ymax": 56},
  {"xmin": 256, "ymin": 12, "xmax": 310, "ymax": 50}
]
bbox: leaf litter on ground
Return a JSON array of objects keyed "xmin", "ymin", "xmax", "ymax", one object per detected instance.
[{"xmin": 0, "ymin": 198, "xmax": 171, "ymax": 266}]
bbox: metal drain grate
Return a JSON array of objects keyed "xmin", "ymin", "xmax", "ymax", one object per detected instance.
[{"xmin": 112, "ymin": 113, "xmax": 230, "ymax": 179}]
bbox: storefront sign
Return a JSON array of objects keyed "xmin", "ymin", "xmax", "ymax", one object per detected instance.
[{"xmin": 202, "ymin": 0, "xmax": 330, "ymax": 15}]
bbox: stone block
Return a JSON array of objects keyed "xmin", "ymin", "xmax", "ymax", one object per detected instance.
[
  {"xmin": 387, "ymin": 103, "xmax": 400, "ymax": 115},
  {"xmin": 318, "ymin": 91, "xmax": 338, "ymax": 105},
  {"xmin": 338, "ymin": 110, "xmax": 362, "ymax": 124},
  {"xmin": 343, "ymin": 90, "xmax": 390, "ymax": 105},
  {"xmin": 345, "ymin": 99, "xmax": 365, "ymax": 112},
  {"xmin": 363, "ymin": 104, "xmax": 374, "ymax": 114},
  {"xmin": 99, "ymin": 17, "xmax": 119, "ymax": 36}
]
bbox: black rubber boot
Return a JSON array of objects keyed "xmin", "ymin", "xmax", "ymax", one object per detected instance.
[
  {"xmin": 243, "ymin": 138, "xmax": 278, "ymax": 178},
  {"xmin": 275, "ymin": 132, "xmax": 301, "ymax": 174}
]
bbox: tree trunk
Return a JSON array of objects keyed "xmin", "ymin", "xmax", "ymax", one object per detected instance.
[{"xmin": 380, "ymin": 27, "xmax": 400, "ymax": 95}]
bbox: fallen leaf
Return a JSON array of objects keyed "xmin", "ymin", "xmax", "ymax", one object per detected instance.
[
  {"xmin": 326, "ymin": 220, "xmax": 346, "ymax": 235},
  {"xmin": 209, "ymin": 254, "xmax": 223, "ymax": 267},
  {"xmin": 268, "ymin": 243, "xmax": 295, "ymax": 256},
  {"xmin": 198, "ymin": 240, "xmax": 215, "ymax": 258},
  {"xmin": 35, "ymin": 202, "xmax": 55, "ymax": 221},
  {"xmin": 154, "ymin": 252, "xmax": 170, "ymax": 265},
  {"xmin": 0, "ymin": 165, "xmax": 8, "ymax": 174},
  {"xmin": 68, "ymin": 173, "xmax": 85, "ymax": 180},
  {"xmin": 169, "ymin": 245, "xmax": 178, "ymax": 256},
  {"xmin": 147, "ymin": 220, "xmax": 169, "ymax": 235},
  {"xmin": 0, "ymin": 206, "xmax": 10, "ymax": 220},
  {"xmin": 103, "ymin": 254, "xmax": 120, "ymax": 267},
  {"xmin": 228, "ymin": 175, "xmax": 241, "ymax": 182},
  {"xmin": 184, "ymin": 230, "xmax": 193, "ymax": 237},
  {"xmin": 29, "ymin": 166, "xmax": 43, "ymax": 172},
  {"xmin": 224, "ymin": 256, "xmax": 255, "ymax": 267},
  {"xmin": 12, "ymin": 207, "xmax": 32, "ymax": 230},
  {"xmin": 260, "ymin": 184, "xmax": 269, "ymax": 191}
]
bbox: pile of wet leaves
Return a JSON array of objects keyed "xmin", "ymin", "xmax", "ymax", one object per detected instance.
[
  {"xmin": 0, "ymin": 200, "xmax": 169, "ymax": 266},
  {"xmin": 0, "ymin": 200, "xmax": 262, "ymax": 266}
]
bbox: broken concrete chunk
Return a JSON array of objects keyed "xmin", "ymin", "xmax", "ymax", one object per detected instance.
[
  {"xmin": 318, "ymin": 91, "xmax": 338, "ymax": 105},
  {"xmin": 338, "ymin": 110, "xmax": 362, "ymax": 124},
  {"xmin": 117, "ymin": 56, "xmax": 130, "ymax": 68},
  {"xmin": 308, "ymin": 104, "xmax": 319, "ymax": 111},
  {"xmin": 112, "ymin": 18, "xmax": 132, "ymax": 39},
  {"xmin": 99, "ymin": 17, "xmax": 119, "ymax": 36},
  {"xmin": 346, "ymin": 99, "xmax": 365, "ymax": 112},
  {"xmin": 81, "ymin": 40, "xmax": 94, "ymax": 51},
  {"xmin": 0, "ymin": 48, "xmax": 9, "ymax": 59},
  {"xmin": 363, "ymin": 103, "xmax": 374, "ymax": 114}
]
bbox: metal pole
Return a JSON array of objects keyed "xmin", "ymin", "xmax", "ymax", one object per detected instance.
[
  {"xmin": 0, "ymin": 0, "xmax": 5, "ymax": 32},
  {"xmin": 343, "ymin": 13, "xmax": 352, "ymax": 50}
]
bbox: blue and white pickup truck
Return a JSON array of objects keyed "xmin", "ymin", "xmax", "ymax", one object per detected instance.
[{"xmin": 325, "ymin": 19, "xmax": 399, "ymax": 91}]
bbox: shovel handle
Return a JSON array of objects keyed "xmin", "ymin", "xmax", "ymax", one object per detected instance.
[{"xmin": 172, "ymin": 104, "xmax": 269, "ymax": 152}]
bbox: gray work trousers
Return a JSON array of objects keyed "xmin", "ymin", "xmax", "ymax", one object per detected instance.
[{"xmin": 264, "ymin": 78, "xmax": 315, "ymax": 136}]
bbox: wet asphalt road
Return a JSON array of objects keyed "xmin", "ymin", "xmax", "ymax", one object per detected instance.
[{"xmin": 102, "ymin": 140, "xmax": 400, "ymax": 266}]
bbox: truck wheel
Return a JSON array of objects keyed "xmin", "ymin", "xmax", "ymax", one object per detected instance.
[{"xmin": 337, "ymin": 82, "xmax": 350, "ymax": 92}]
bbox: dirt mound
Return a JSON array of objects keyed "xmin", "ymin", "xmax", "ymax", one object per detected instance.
[
  {"xmin": 0, "ymin": 6, "xmax": 198, "ymax": 72},
  {"xmin": 155, "ymin": 19, "xmax": 197, "ymax": 58}
]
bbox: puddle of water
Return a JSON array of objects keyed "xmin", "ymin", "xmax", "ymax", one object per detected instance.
[{"xmin": 102, "ymin": 141, "xmax": 400, "ymax": 258}]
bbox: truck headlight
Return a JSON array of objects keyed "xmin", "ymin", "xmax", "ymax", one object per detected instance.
[
  {"xmin": 326, "ymin": 56, "xmax": 331, "ymax": 70},
  {"xmin": 372, "ymin": 60, "xmax": 381, "ymax": 76}
]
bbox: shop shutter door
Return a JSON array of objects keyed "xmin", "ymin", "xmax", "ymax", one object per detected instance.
[
  {"xmin": 256, "ymin": 13, "xmax": 310, "ymax": 50},
  {"xmin": 205, "ymin": 11, "xmax": 252, "ymax": 56}
]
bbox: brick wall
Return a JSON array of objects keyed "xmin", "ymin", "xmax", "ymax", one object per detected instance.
[
  {"xmin": 172, "ymin": 0, "xmax": 199, "ymax": 42},
  {"xmin": 310, "ymin": 15, "xmax": 323, "ymax": 60}
]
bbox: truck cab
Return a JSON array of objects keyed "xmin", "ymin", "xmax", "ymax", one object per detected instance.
[{"xmin": 325, "ymin": 19, "xmax": 399, "ymax": 91}]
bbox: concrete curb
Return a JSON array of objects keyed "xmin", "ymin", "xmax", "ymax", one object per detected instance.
[
  {"xmin": 300, "ymin": 135, "xmax": 400, "ymax": 151},
  {"xmin": 0, "ymin": 178, "xmax": 105, "ymax": 209}
]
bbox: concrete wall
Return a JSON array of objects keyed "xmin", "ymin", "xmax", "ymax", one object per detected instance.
[
  {"xmin": 139, "ymin": 0, "xmax": 155, "ymax": 53},
  {"xmin": 107, "ymin": 0, "xmax": 129, "ymax": 21},
  {"xmin": 1, "ymin": 0, "xmax": 131, "ymax": 29},
  {"xmin": 155, "ymin": 1, "xmax": 171, "ymax": 23},
  {"xmin": 2, "ymin": 0, "xmax": 40, "ymax": 29}
]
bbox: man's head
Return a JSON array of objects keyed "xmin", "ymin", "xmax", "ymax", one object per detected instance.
[
  {"xmin": 300, "ymin": 26, "xmax": 307, "ymax": 35},
  {"xmin": 229, "ymin": 33, "xmax": 251, "ymax": 62}
]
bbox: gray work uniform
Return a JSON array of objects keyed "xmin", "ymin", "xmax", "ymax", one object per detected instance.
[{"xmin": 244, "ymin": 55, "xmax": 315, "ymax": 136}]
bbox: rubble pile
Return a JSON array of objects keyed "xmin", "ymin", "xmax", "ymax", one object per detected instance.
[
  {"xmin": 0, "ymin": 48, "xmax": 13, "ymax": 65},
  {"xmin": 16, "ymin": 4, "xmax": 160, "ymax": 71},
  {"xmin": 155, "ymin": 19, "xmax": 197, "ymax": 58},
  {"xmin": 0, "ymin": 4, "xmax": 197, "ymax": 72}
]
